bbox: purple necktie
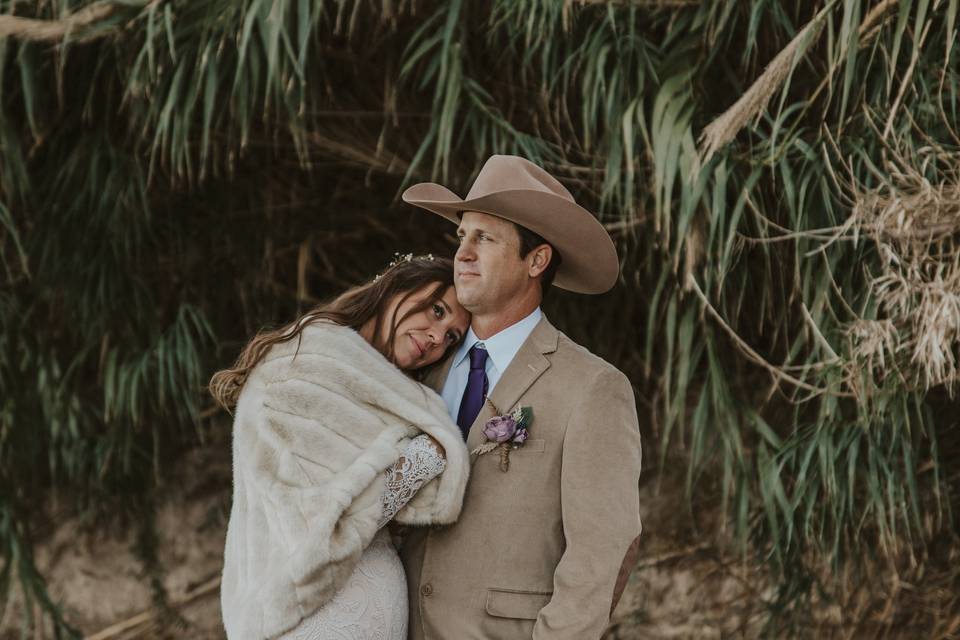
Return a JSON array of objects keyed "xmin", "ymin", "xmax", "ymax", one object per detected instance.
[{"xmin": 456, "ymin": 344, "xmax": 488, "ymax": 440}]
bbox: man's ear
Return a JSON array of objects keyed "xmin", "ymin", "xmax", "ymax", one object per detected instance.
[{"xmin": 527, "ymin": 244, "xmax": 552, "ymax": 278}]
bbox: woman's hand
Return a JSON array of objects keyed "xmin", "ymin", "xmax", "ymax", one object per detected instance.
[
  {"xmin": 421, "ymin": 434, "xmax": 446, "ymax": 459},
  {"xmin": 378, "ymin": 434, "xmax": 448, "ymax": 528}
]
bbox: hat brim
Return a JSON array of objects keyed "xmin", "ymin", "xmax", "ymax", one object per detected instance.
[{"xmin": 402, "ymin": 183, "xmax": 618, "ymax": 295}]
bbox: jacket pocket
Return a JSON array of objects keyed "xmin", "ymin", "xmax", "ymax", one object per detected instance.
[
  {"xmin": 485, "ymin": 588, "xmax": 552, "ymax": 620},
  {"xmin": 514, "ymin": 438, "xmax": 545, "ymax": 453}
]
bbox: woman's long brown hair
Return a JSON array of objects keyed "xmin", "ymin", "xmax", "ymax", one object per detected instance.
[{"xmin": 209, "ymin": 256, "xmax": 455, "ymax": 410}]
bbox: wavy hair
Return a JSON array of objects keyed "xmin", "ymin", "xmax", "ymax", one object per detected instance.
[{"xmin": 209, "ymin": 256, "xmax": 455, "ymax": 410}]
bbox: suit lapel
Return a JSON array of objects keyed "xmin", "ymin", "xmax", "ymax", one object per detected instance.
[{"xmin": 465, "ymin": 317, "xmax": 559, "ymax": 450}]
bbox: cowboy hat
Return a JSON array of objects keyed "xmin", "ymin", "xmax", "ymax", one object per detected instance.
[{"xmin": 401, "ymin": 155, "xmax": 619, "ymax": 294}]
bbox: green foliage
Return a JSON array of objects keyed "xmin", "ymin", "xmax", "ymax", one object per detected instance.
[{"xmin": 1, "ymin": 0, "xmax": 958, "ymax": 635}]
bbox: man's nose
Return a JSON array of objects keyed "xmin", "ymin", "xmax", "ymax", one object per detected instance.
[{"xmin": 455, "ymin": 241, "xmax": 475, "ymax": 261}]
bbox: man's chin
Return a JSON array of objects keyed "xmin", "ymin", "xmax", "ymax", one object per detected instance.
[
  {"xmin": 456, "ymin": 293, "xmax": 482, "ymax": 309},
  {"xmin": 454, "ymin": 284, "xmax": 479, "ymax": 305}
]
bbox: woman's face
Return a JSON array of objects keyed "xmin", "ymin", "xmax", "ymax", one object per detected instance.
[{"xmin": 387, "ymin": 284, "xmax": 471, "ymax": 370}]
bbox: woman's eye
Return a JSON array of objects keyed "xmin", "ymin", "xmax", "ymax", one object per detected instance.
[
  {"xmin": 433, "ymin": 304, "xmax": 444, "ymax": 318},
  {"xmin": 446, "ymin": 331, "xmax": 458, "ymax": 344}
]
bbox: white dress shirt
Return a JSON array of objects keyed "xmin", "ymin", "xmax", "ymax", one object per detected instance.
[{"xmin": 440, "ymin": 307, "xmax": 543, "ymax": 419}]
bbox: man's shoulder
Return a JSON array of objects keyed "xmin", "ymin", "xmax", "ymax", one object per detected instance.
[{"xmin": 551, "ymin": 330, "xmax": 629, "ymax": 385}]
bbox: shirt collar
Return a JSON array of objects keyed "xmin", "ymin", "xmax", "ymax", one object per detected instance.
[{"xmin": 452, "ymin": 307, "xmax": 543, "ymax": 371}]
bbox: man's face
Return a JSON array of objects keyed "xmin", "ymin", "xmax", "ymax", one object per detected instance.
[{"xmin": 454, "ymin": 211, "xmax": 529, "ymax": 314}]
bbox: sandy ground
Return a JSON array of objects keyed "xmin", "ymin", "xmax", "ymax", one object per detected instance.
[
  {"xmin": 4, "ymin": 431, "xmax": 772, "ymax": 640},
  {"xmin": 3, "ymin": 439, "xmax": 232, "ymax": 640}
]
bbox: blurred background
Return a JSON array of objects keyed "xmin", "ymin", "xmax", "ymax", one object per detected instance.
[{"xmin": 1, "ymin": 0, "xmax": 958, "ymax": 637}]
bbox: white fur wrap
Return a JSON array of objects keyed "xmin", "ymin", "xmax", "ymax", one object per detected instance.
[{"xmin": 220, "ymin": 321, "xmax": 469, "ymax": 639}]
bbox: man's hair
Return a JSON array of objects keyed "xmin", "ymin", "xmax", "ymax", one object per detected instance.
[{"xmin": 514, "ymin": 223, "xmax": 562, "ymax": 293}]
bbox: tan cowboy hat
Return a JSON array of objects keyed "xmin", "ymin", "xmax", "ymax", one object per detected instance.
[{"xmin": 402, "ymin": 155, "xmax": 619, "ymax": 294}]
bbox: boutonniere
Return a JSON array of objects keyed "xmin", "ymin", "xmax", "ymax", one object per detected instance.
[{"xmin": 470, "ymin": 399, "xmax": 533, "ymax": 472}]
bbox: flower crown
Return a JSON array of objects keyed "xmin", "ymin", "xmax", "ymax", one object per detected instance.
[{"xmin": 372, "ymin": 252, "xmax": 436, "ymax": 283}]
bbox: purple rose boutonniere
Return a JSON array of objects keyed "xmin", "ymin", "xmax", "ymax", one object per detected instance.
[{"xmin": 471, "ymin": 404, "xmax": 533, "ymax": 472}]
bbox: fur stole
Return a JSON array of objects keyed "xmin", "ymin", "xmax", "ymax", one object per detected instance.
[{"xmin": 220, "ymin": 321, "xmax": 468, "ymax": 639}]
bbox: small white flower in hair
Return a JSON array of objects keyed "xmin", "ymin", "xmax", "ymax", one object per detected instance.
[{"xmin": 372, "ymin": 252, "xmax": 437, "ymax": 282}]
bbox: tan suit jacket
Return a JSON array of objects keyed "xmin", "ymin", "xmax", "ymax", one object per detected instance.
[{"xmin": 401, "ymin": 317, "xmax": 642, "ymax": 640}]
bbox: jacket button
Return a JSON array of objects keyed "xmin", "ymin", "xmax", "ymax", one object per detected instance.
[{"xmin": 421, "ymin": 583, "xmax": 433, "ymax": 597}]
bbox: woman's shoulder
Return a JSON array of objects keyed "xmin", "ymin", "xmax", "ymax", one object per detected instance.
[
  {"xmin": 249, "ymin": 319, "xmax": 432, "ymax": 401},
  {"xmin": 260, "ymin": 320, "xmax": 384, "ymax": 370},
  {"xmin": 299, "ymin": 319, "xmax": 361, "ymax": 346}
]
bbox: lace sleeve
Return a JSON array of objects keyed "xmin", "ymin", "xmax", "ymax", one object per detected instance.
[{"xmin": 378, "ymin": 434, "xmax": 447, "ymax": 529}]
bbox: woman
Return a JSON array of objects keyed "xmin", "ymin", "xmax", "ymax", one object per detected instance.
[{"xmin": 211, "ymin": 255, "xmax": 471, "ymax": 640}]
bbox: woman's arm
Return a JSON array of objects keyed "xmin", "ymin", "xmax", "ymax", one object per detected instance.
[{"xmin": 378, "ymin": 435, "xmax": 447, "ymax": 528}]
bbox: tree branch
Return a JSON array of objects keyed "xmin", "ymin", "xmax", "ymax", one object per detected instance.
[{"xmin": 0, "ymin": 3, "xmax": 117, "ymax": 42}]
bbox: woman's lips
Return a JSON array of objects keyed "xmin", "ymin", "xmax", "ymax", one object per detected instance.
[{"xmin": 410, "ymin": 335, "xmax": 425, "ymax": 357}]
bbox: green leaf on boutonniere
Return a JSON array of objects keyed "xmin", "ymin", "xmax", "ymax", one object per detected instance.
[{"xmin": 517, "ymin": 406, "xmax": 533, "ymax": 428}]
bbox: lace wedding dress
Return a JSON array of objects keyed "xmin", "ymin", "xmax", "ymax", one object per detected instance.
[{"xmin": 279, "ymin": 435, "xmax": 446, "ymax": 640}]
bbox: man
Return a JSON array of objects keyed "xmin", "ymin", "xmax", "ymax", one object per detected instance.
[{"xmin": 400, "ymin": 155, "xmax": 642, "ymax": 639}]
